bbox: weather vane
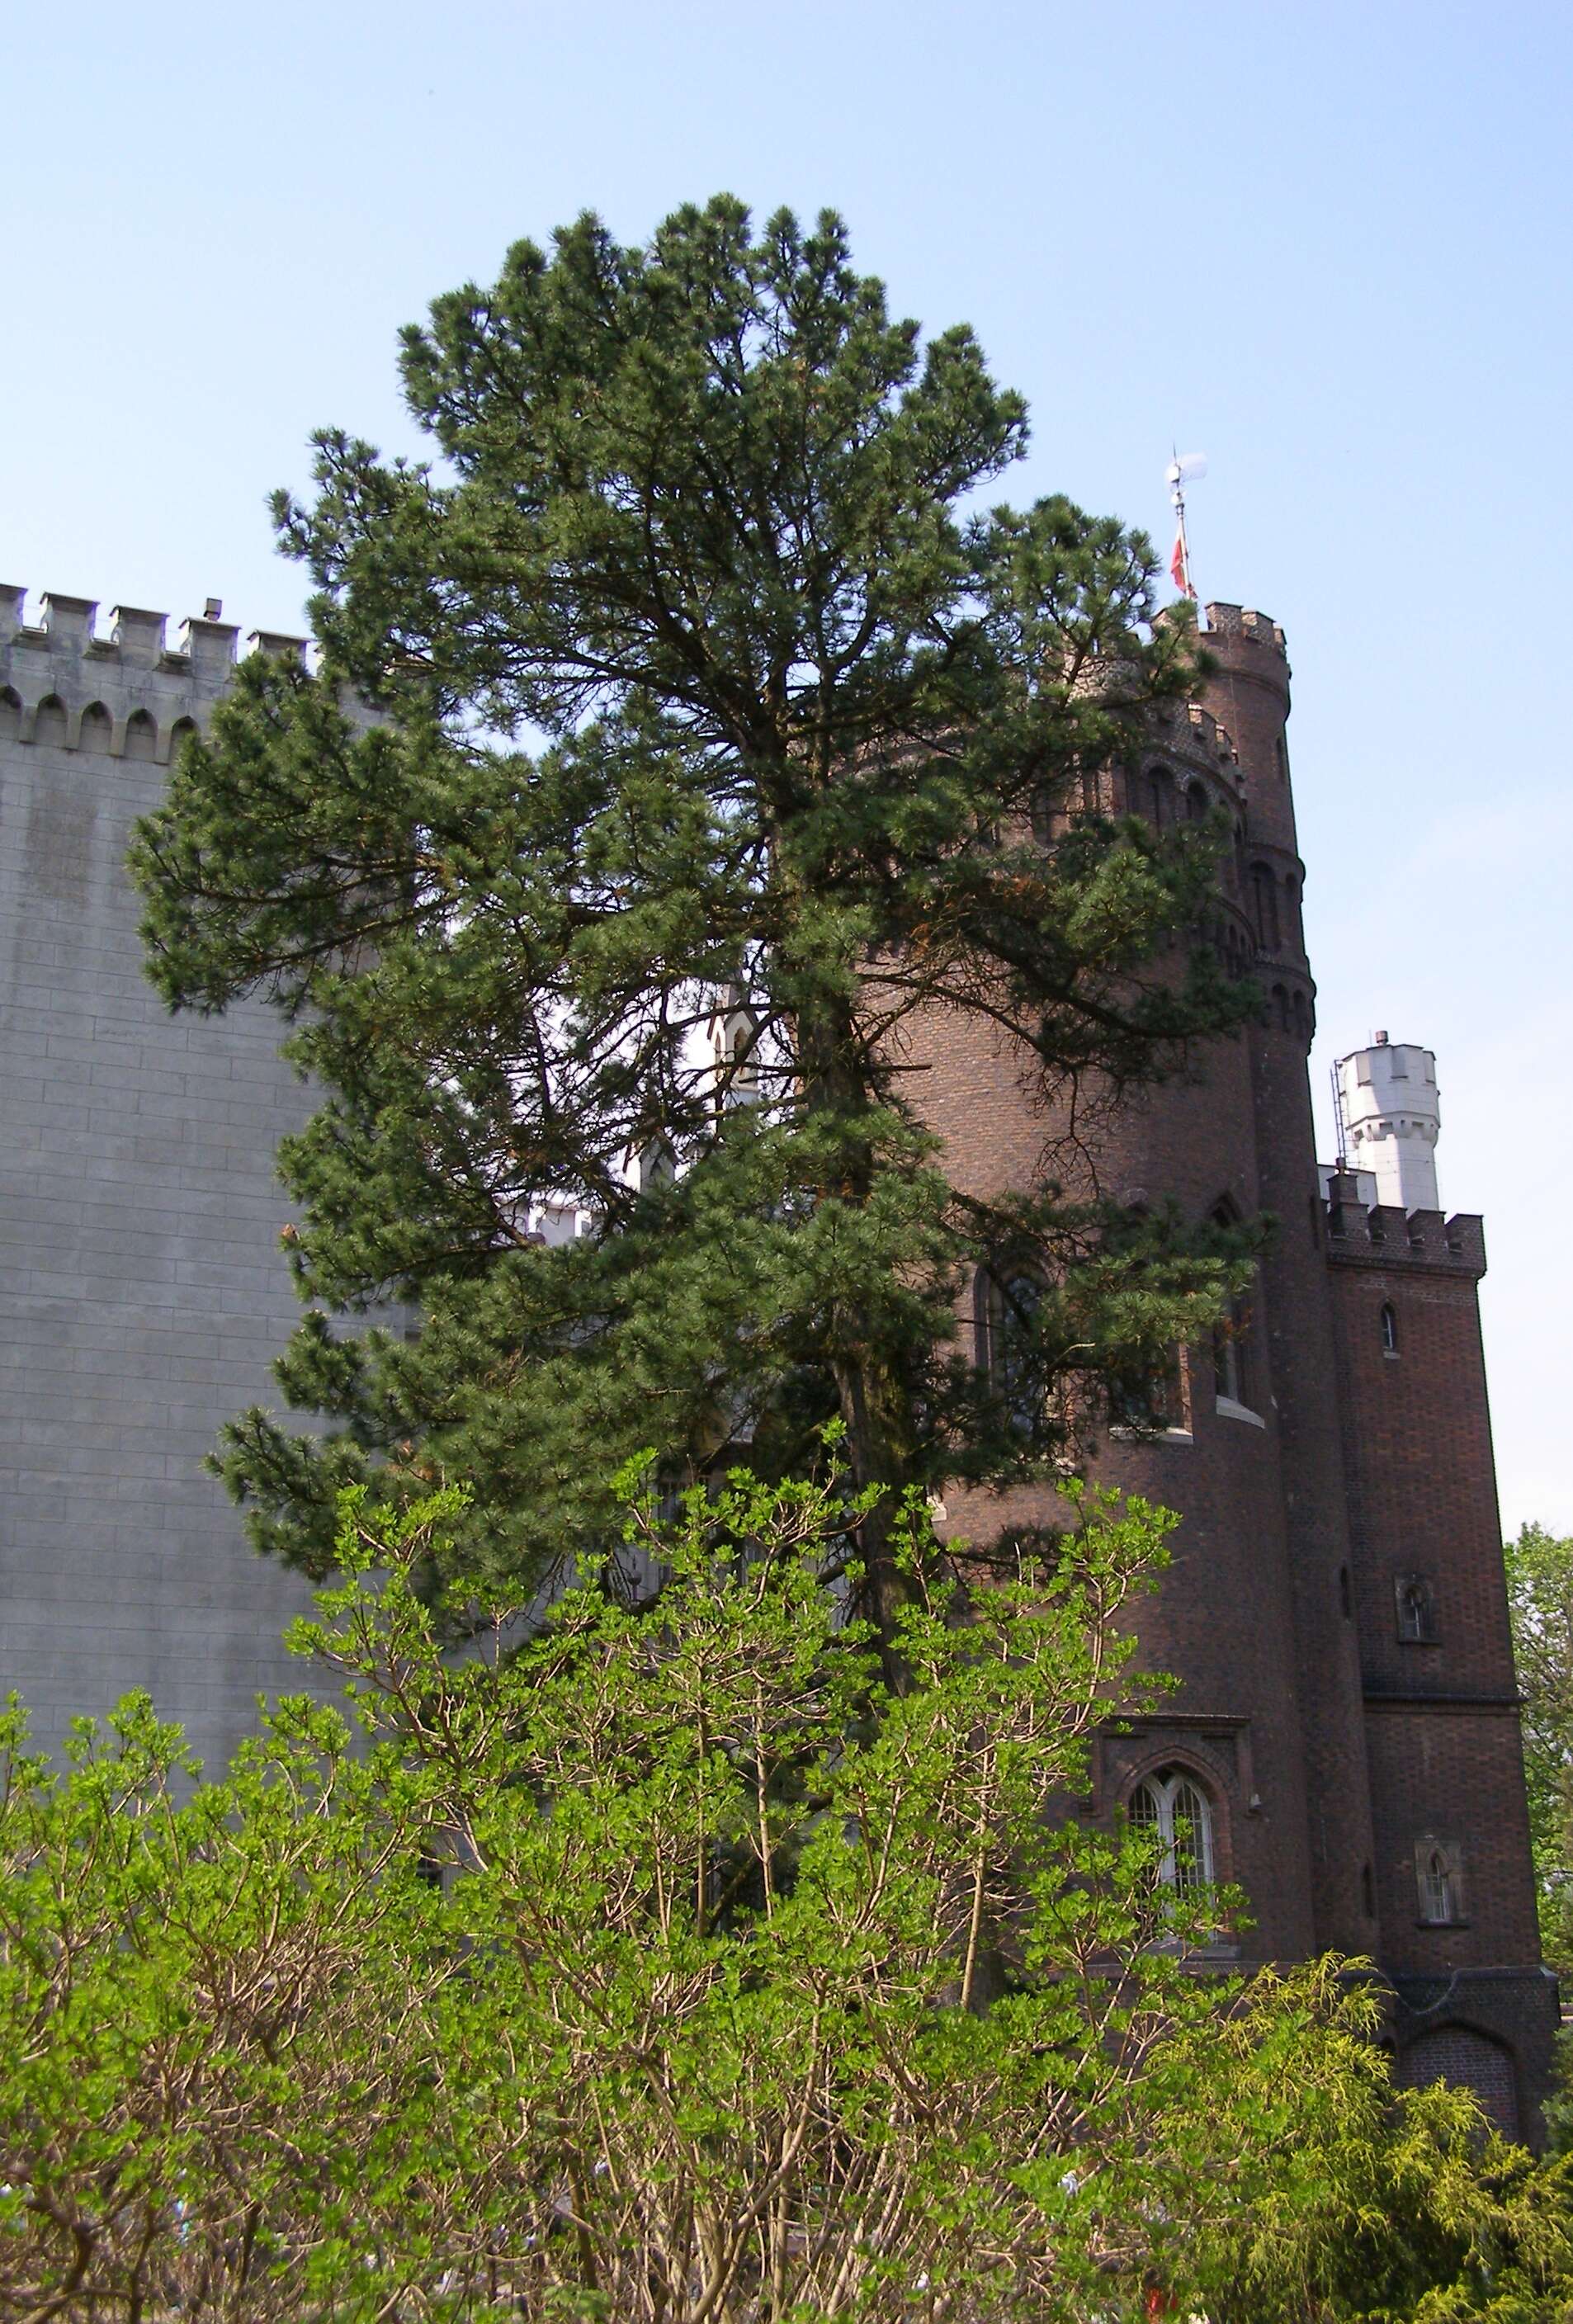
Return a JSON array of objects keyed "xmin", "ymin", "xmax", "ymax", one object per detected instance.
[{"xmin": 1164, "ymin": 451, "xmax": 1207, "ymax": 618}]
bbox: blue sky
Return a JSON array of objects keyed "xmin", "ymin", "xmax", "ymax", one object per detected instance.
[{"xmin": 4, "ymin": 0, "xmax": 1569, "ymax": 1528}]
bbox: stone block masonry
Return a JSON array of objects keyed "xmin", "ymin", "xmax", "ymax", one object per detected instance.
[{"xmin": 0, "ymin": 592, "xmax": 321, "ymax": 1775}]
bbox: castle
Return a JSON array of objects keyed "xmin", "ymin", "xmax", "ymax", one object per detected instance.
[
  {"xmin": 0, "ymin": 587, "xmax": 1556, "ymax": 2137},
  {"xmin": 0, "ymin": 592, "xmax": 321, "ymax": 1771}
]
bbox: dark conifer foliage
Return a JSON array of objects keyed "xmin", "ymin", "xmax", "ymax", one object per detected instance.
[{"xmin": 133, "ymin": 197, "xmax": 1259, "ymax": 1612}]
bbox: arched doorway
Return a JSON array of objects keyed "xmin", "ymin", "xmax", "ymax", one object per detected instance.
[{"xmin": 1398, "ymin": 2025, "xmax": 1519, "ymax": 2140}]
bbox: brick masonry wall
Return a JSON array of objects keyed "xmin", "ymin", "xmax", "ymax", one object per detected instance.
[
  {"xmin": 1362, "ymin": 1703, "xmax": 1539, "ymax": 1967},
  {"xmin": 1209, "ymin": 611, "xmax": 1382, "ymax": 1959},
  {"xmin": 1326, "ymin": 1234, "xmax": 1541, "ymax": 1964},
  {"xmin": 901, "ymin": 700, "xmax": 1325, "ymax": 1966},
  {"xmin": 1326, "ymin": 1212, "xmax": 1554, "ymax": 2132},
  {"xmin": 1396, "ymin": 2019, "xmax": 1522, "ymax": 2137},
  {"xmin": 0, "ymin": 599, "xmax": 324, "ymax": 1774}
]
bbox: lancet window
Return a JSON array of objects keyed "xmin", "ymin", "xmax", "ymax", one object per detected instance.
[{"xmin": 1127, "ymin": 1768, "xmax": 1216, "ymax": 1894}]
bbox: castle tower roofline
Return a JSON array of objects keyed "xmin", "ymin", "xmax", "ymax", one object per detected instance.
[
  {"xmin": 0, "ymin": 584, "xmax": 309, "ymax": 747},
  {"xmin": 111, "ymin": 607, "xmax": 168, "ymax": 665},
  {"xmin": 40, "ymin": 593, "xmax": 99, "ymax": 649},
  {"xmin": 1323, "ymin": 1167, "xmax": 1485, "ymax": 1277},
  {"xmin": 1204, "ymin": 602, "xmax": 1288, "ymax": 658},
  {"xmin": 180, "ymin": 612, "xmax": 241, "ymax": 680},
  {"xmin": 1202, "ymin": 605, "xmax": 1291, "ymax": 718},
  {"xmin": 1197, "ymin": 601, "xmax": 1295, "ymax": 854},
  {"xmin": 248, "ymin": 630, "xmax": 309, "ymax": 666}
]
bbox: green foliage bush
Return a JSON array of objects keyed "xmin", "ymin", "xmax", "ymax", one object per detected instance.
[{"xmin": 3, "ymin": 1465, "xmax": 1571, "ymax": 2321}]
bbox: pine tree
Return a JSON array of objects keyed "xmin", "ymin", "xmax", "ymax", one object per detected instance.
[{"xmin": 132, "ymin": 196, "xmax": 1259, "ymax": 1617}]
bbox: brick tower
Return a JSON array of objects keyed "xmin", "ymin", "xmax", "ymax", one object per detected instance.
[
  {"xmin": 906, "ymin": 602, "xmax": 1556, "ymax": 2138},
  {"xmin": 1325, "ymin": 1141, "xmax": 1550, "ymax": 2133}
]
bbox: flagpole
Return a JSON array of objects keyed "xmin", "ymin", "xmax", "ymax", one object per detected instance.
[{"xmin": 1168, "ymin": 446, "xmax": 1202, "ymax": 627}]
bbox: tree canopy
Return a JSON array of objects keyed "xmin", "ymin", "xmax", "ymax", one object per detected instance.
[{"xmin": 132, "ymin": 196, "xmax": 1259, "ymax": 1607}]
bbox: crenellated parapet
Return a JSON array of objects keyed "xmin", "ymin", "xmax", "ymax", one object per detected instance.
[
  {"xmin": 1183, "ymin": 698, "xmax": 1238, "ymax": 758},
  {"xmin": 1324, "ymin": 1170, "xmax": 1486, "ymax": 1278},
  {"xmin": 1122, "ymin": 697, "xmax": 1245, "ymax": 810},
  {"xmin": 1199, "ymin": 602, "xmax": 1298, "ymax": 867},
  {"xmin": 1160, "ymin": 697, "xmax": 1243, "ymax": 782},
  {"xmin": 1203, "ymin": 602, "xmax": 1289, "ymax": 659},
  {"xmin": 0, "ymin": 588, "xmax": 308, "ymax": 765}
]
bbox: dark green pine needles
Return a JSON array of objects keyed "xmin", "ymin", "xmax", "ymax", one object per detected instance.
[{"xmin": 132, "ymin": 196, "xmax": 1261, "ymax": 1626}]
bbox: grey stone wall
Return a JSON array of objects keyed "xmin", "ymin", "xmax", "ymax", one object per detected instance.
[{"xmin": 0, "ymin": 590, "xmax": 324, "ymax": 1774}]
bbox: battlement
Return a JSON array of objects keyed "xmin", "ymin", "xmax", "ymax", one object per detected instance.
[
  {"xmin": 0, "ymin": 587, "xmax": 309, "ymax": 765},
  {"xmin": 1180, "ymin": 699, "xmax": 1240, "ymax": 765},
  {"xmin": 1323, "ymin": 1171, "xmax": 1486, "ymax": 1278},
  {"xmin": 1138, "ymin": 697, "xmax": 1245, "ymax": 808},
  {"xmin": 1204, "ymin": 602, "xmax": 1287, "ymax": 654}
]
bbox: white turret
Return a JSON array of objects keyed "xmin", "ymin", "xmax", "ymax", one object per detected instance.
[{"xmin": 1335, "ymin": 1032, "xmax": 1441, "ymax": 1211}]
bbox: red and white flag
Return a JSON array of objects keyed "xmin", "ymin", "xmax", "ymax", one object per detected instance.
[{"xmin": 1169, "ymin": 524, "xmax": 1193, "ymax": 598}]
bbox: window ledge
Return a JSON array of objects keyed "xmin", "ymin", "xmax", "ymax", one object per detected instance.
[
  {"xmin": 1109, "ymin": 1424, "xmax": 1194, "ymax": 1446},
  {"xmin": 1141, "ymin": 1934, "xmax": 1240, "ymax": 1962},
  {"xmin": 1214, "ymin": 1396, "xmax": 1266, "ymax": 1429}
]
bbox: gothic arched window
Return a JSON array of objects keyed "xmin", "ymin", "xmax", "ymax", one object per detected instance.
[
  {"xmin": 1380, "ymin": 1301, "xmax": 1399, "ymax": 1355},
  {"xmin": 33, "ymin": 694, "xmax": 67, "ymax": 749},
  {"xmin": 1108, "ymin": 1347, "xmax": 1185, "ymax": 1433},
  {"xmin": 1210, "ymin": 1202, "xmax": 1254, "ymax": 1412},
  {"xmin": 976, "ymin": 1268, "xmax": 1044, "ymax": 1436},
  {"xmin": 709, "ymin": 995, "xmax": 761, "ymax": 1113},
  {"xmin": 1395, "ymin": 1573, "xmax": 1438, "ymax": 1644},
  {"xmin": 123, "ymin": 708, "xmax": 158, "ymax": 763},
  {"xmin": 78, "ymin": 701, "xmax": 112, "ymax": 754},
  {"xmin": 1284, "ymin": 874, "xmax": 1304, "ymax": 948},
  {"xmin": 1415, "ymin": 1840, "xmax": 1463, "ymax": 1925},
  {"xmin": 1128, "ymin": 1768, "xmax": 1216, "ymax": 1894},
  {"xmin": 1250, "ymin": 862, "xmax": 1281, "ymax": 951},
  {"xmin": 635, "ymin": 1138, "xmax": 677, "ymax": 1193}
]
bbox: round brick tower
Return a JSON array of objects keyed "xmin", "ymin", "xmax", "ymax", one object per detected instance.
[
  {"xmin": 904, "ymin": 602, "xmax": 1381, "ymax": 1970},
  {"xmin": 1207, "ymin": 604, "xmax": 1381, "ymax": 1961}
]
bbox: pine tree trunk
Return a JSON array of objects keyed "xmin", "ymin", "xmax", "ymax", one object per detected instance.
[
  {"xmin": 796, "ymin": 994, "xmax": 919, "ymax": 1690},
  {"xmin": 831, "ymin": 1339, "xmax": 915, "ymax": 1693}
]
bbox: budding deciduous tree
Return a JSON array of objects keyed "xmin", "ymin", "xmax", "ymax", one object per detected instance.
[
  {"xmin": 1505, "ymin": 1522, "xmax": 1573, "ymax": 1972},
  {"xmin": 4, "ymin": 1471, "xmax": 1561, "ymax": 2323},
  {"xmin": 133, "ymin": 196, "xmax": 1258, "ymax": 1608}
]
